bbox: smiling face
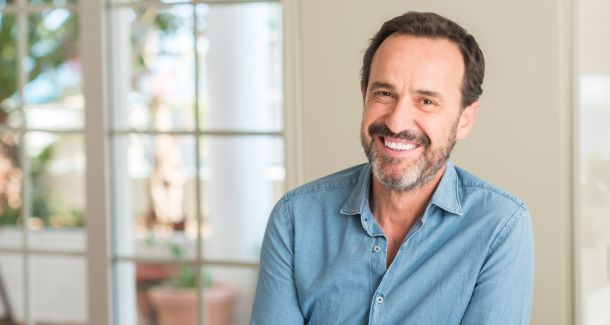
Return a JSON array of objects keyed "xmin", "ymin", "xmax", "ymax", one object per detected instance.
[{"xmin": 361, "ymin": 34, "xmax": 479, "ymax": 192}]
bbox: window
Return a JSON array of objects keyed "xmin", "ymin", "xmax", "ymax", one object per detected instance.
[
  {"xmin": 0, "ymin": 0, "xmax": 292, "ymax": 323},
  {"xmin": 107, "ymin": 1, "xmax": 284, "ymax": 324},
  {"xmin": 0, "ymin": 1, "xmax": 87, "ymax": 324}
]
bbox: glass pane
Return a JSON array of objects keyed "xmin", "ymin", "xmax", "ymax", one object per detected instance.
[
  {"xmin": 116, "ymin": 261, "xmax": 202, "ymax": 325},
  {"xmin": 25, "ymin": 9, "xmax": 82, "ymax": 129},
  {"xmin": 203, "ymin": 266, "xmax": 255, "ymax": 325},
  {"xmin": 108, "ymin": 5, "xmax": 196, "ymax": 131},
  {"xmin": 198, "ymin": 3, "xmax": 283, "ymax": 132},
  {"xmin": 136, "ymin": 264, "xmax": 201, "ymax": 325},
  {"xmin": 200, "ymin": 136, "xmax": 284, "ymax": 262},
  {"xmin": 111, "ymin": 135, "xmax": 197, "ymax": 259},
  {"xmin": 0, "ymin": 131, "xmax": 22, "ymax": 249},
  {"xmin": 0, "ymin": 13, "xmax": 21, "ymax": 128},
  {"xmin": 30, "ymin": 255, "xmax": 87, "ymax": 324},
  {"xmin": 26, "ymin": 132, "xmax": 85, "ymax": 251},
  {"xmin": 0, "ymin": 254, "xmax": 23, "ymax": 324},
  {"xmin": 121, "ymin": 263, "xmax": 251, "ymax": 325},
  {"xmin": 578, "ymin": 0, "xmax": 610, "ymax": 323}
]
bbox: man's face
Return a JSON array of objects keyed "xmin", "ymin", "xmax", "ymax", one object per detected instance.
[{"xmin": 361, "ymin": 34, "xmax": 478, "ymax": 192}]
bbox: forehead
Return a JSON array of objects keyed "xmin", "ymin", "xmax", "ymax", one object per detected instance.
[{"xmin": 369, "ymin": 34, "xmax": 465, "ymax": 92}]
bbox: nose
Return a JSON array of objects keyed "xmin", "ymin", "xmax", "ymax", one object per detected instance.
[{"xmin": 384, "ymin": 97, "xmax": 418, "ymax": 134}]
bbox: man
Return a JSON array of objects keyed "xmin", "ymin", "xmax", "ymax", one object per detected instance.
[{"xmin": 251, "ymin": 11, "xmax": 534, "ymax": 324}]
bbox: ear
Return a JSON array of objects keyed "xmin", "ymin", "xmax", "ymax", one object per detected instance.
[{"xmin": 455, "ymin": 101, "xmax": 480, "ymax": 140}]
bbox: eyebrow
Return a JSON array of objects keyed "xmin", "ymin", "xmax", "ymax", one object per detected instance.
[
  {"xmin": 414, "ymin": 89, "xmax": 444, "ymax": 101},
  {"xmin": 369, "ymin": 81, "xmax": 396, "ymax": 91}
]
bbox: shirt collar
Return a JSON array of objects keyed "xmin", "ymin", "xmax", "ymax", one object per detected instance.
[
  {"xmin": 340, "ymin": 161, "xmax": 463, "ymax": 216},
  {"xmin": 429, "ymin": 160, "xmax": 463, "ymax": 216},
  {"xmin": 340, "ymin": 164, "xmax": 372, "ymax": 215}
]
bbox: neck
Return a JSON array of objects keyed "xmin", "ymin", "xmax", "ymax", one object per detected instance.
[{"xmin": 369, "ymin": 164, "xmax": 447, "ymax": 268}]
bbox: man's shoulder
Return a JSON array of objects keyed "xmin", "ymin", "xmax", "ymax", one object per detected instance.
[
  {"xmin": 454, "ymin": 165, "xmax": 526, "ymax": 210},
  {"xmin": 286, "ymin": 163, "xmax": 368, "ymax": 199}
]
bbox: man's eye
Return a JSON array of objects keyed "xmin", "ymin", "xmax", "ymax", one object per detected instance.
[
  {"xmin": 368, "ymin": 91, "xmax": 394, "ymax": 104},
  {"xmin": 421, "ymin": 98, "xmax": 436, "ymax": 106}
]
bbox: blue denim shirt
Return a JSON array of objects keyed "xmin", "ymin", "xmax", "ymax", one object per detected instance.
[{"xmin": 251, "ymin": 161, "xmax": 534, "ymax": 324}]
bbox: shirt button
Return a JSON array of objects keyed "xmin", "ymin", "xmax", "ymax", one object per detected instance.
[
  {"xmin": 373, "ymin": 245, "xmax": 381, "ymax": 252},
  {"xmin": 376, "ymin": 296, "xmax": 384, "ymax": 304}
]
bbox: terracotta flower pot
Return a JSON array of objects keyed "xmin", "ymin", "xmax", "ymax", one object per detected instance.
[
  {"xmin": 136, "ymin": 264, "xmax": 179, "ymax": 321},
  {"xmin": 148, "ymin": 284, "xmax": 239, "ymax": 325}
]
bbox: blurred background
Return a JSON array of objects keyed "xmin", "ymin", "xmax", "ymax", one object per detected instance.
[{"xmin": 0, "ymin": 0, "xmax": 608, "ymax": 324}]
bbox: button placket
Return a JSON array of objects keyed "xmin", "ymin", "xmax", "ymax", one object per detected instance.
[
  {"xmin": 370, "ymin": 238, "xmax": 387, "ymax": 298},
  {"xmin": 373, "ymin": 244, "xmax": 381, "ymax": 252}
]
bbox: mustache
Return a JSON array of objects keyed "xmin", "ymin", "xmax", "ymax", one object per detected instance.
[{"xmin": 368, "ymin": 123, "xmax": 431, "ymax": 147}]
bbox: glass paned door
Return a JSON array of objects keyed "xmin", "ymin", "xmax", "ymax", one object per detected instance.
[{"xmin": 108, "ymin": 1, "xmax": 283, "ymax": 324}]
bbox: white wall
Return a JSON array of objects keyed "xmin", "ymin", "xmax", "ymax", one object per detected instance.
[{"xmin": 295, "ymin": 1, "xmax": 573, "ymax": 324}]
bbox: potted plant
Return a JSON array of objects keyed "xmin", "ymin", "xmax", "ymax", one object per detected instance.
[{"xmin": 147, "ymin": 244, "xmax": 239, "ymax": 325}]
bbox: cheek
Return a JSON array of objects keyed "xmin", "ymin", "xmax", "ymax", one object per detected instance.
[
  {"xmin": 420, "ymin": 119, "xmax": 456, "ymax": 145},
  {"xmin": 362, "ymin": 103, "xmax": 386, "ymax": 126}
]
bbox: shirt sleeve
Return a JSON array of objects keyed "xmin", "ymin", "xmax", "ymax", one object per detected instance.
[
  {"xmin": 250, "ymin": 195, "xmax": 305, "ymax": 325},
  {"xmin": 460, "ymin": 206, "xmax": 535, "ymax": 325}
]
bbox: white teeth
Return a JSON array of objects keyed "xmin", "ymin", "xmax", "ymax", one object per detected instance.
[{"xmin": 384, "ymin": 139, "xmax": 416, "ymax": 151}]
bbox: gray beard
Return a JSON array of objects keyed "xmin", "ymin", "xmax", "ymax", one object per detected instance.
[{"xmin": 362, "ymin": 123, "xmax": 457, "ymax": 193}]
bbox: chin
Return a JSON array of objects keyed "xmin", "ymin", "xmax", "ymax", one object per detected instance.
[{"xmin": 373, "ymin": 159, "xmax": 422, "ymax": 191}]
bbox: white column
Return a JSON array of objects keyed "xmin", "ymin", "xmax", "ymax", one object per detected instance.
[
  {"xmin": 106, "ymin": 5, "xmax": 136, "ymax": 325},
  {"xmin": 205, "ymin": 4, "xmax": 276, "ymax": 261}
]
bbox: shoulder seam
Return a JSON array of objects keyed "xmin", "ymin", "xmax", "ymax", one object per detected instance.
[
  {"xmin": 488, "ymin": 204, "xmax": 527, "ymax": 254},
  {"xmin": 287, "ymin": 180, "xmax": 358, "ymax": 199},
  {"xmin": 280, "ymin": 195, "xmax": 295, "ymax": 250},
  {"xmin": 461, "ymin": 184, "xmax": 524, "ymax": 207}
]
